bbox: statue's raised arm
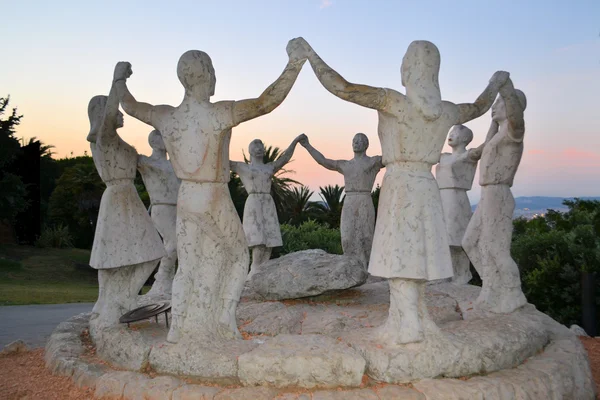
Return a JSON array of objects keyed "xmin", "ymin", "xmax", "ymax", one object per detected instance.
[
  {"xmin": 499, "ymin": 78, "xmax": 526, "ymax": 142},
  {"xmin": 114, "ymin": 62, "xmax": 172, "ymax": 127},
  {"xmin": 298, "ymin": 38, "xmax": 388, "ymax": 110},
  {"xmin": 299, "ymin": 135, "xmax": 343, "ymax": 172},
  {"xmin": 271, "ymin": 134, "xmax": 304, "ymax": 172},
  {"xmin": 232, "ymin": 39, "xmax": 307, "ymax": 126},
  {"xmin": 455, "ymin": 71, "xmax": 510, "ymax": 125}
]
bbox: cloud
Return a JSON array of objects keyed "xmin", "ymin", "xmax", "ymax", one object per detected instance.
[{"xmin": 319, "ymin": 0, "xmax": 333, "ymax": 9}]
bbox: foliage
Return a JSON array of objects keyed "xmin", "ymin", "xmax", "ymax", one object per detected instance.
[
  {"xmin": 35, "ymin": 225, "xmax": 74, "ymax": 248},
  {"xmin": 0, "ymin": 96, "xmax": 28, "ymax": 224},
  {"xmin": 512, "ymin": 199, "xmax": 600, "ymax": 331},
  {"xmin": 312, "ymin": 185, "xmax": 345, "ymax": 229},
  {"xmin": 228, "ymin": 171, "xmax": 248, "ymax": 219},
  {"xmin": 48, "ymin": 160, "xmax": 105, "ymax": 248},
  {"xmin": 279, "ymin": 220, "xmax": 342, "ymax": 256},
  {"xmin": 279, "ymin": 185, "xmax": 323, "ymax": 226},
  {"xmin": 371, "ymin": 184, "xmax": 381, "ymax": 215}
]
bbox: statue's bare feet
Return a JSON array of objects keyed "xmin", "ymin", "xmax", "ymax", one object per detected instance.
[
  {"xmin": 166, "ymin": 316, "xmax": 183, "ymax": 344},
  {"xmin": 488, "ymin": 288, "xmax": 527, "ymax": 314},
  {"xmin": 376, "ymin": 315, "xmax": 424, "ymax": 346}
]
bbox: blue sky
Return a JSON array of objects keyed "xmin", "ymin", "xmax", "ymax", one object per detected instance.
[{"xmin": 2, "ymin": 0, "xmax": 599, "ymax": 202}]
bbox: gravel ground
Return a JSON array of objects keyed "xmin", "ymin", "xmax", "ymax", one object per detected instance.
[{"xmin": 0, "ymin": 338, "xmax": 598, "ymax": 399}]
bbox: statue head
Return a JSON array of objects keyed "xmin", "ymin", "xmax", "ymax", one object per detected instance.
[
  {"xmin": 447, "ymin": 125, "xmax": 473, "ymax": 148},
  {"xmin": 352, "ymin": 133, "xmax": 369, "ymax": 153},
  {"xmin": 401, "ymin": 40, "xmax": 442, "ymax": 120},
  {"xmin": 148, "ymin": 130, "xmax": 166, "ymax": 152},
  {"xmin": 249, "ymin": 139, "xmax": 265, "ymax": 160},
  {"xmin": 87, "ymin": 95, "xmax": 123, "ymax": 143},
  {"xmin": 492, "ymin": 90, "xmax": 527, "ymax": 122},
  {"xmin": 177, "ymin": 50, "xmax": 216, "ymax": 98}
]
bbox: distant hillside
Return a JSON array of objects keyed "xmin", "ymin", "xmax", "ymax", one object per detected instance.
[{"xmin": 471, "ymin": 196, "xmax": 600, "ymax": 218}]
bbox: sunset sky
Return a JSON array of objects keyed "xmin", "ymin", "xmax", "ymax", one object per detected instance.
[{"xmin": 2, "ymin": 0, "xmax": 599, "ymax": 202}]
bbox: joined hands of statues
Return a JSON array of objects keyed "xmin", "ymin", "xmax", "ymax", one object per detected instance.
[
  {"xmin": 114, "ymin": 61, "xmax": 133, "ymax": 83},
  {"xmin": 490, "ymin": 71, "xmax": 510, "ymax": 88},
  {"xmin": 295, "ymin": 133, "xmax": 308, "ymax": 146},
  {"xmin": 286, "ymin": 37, "xmax": 312, "ymax": 63}
]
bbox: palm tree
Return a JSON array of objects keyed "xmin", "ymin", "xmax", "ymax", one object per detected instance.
[
  {"xmin": 281, "ymin": 185, "xmax": 320, "ymax": 226},
  {"xmin": 313, "ymin": 184, "xmax": 345, "ymax": 228}
]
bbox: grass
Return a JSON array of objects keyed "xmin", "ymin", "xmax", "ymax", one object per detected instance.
[{"xmin": 0, "ymin": 245, "xmax": 98, "ymax": 305}]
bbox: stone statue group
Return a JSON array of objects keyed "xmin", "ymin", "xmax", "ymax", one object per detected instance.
[{"xmin": 86, "ymin": 37, "xmax": 528, "ymax": 346}]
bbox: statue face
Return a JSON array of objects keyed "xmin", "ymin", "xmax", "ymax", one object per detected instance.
[
  {"xmin": 177, "ymin": 50, "xmax": 216, "ymax": 96},
  {"xmin": 492, "ymin": 97, "xmax": 507, "ymax": 122},
  {"xmin": 352, "ymin": 133, "xmax": 369, "ymax": 152},
  {"xmin": 447, "ymin": 127, "xmax": 460, "ymax": 148},
  {"xmin": 116, "ymin": 111, "xmax": 124, "ymax": 129},
  {"xmin": 148, "ymin": 130, "xmax": 166, "ymax": 152},
  {"xmin": 249, "ymin": 140, "xmax": 265, "ymax": 159}
]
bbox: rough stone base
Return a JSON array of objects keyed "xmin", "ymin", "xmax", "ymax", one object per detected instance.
[{"xmin": 44, "ymin": 281, "xmax": 597, "ymax": 399}]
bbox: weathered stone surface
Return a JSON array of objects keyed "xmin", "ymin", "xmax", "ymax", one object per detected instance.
[
  {"xmin": 569, "ymin": 324, "xmax": 589, "ymax": 336},
  {"xmin": 172, "ymin": 384, "xmax": 221, "ymax": 400},
  {"xmin": 237, "ymin": 301, "xmax": 286, "ymax": 323},
  {"xmin": 312, "ymin": 388, "xmax": 379, "ymax": 399},
  {"xmin": 95, "ymin": 371, "xmax": 140, "ymax": 399},
  {"xmin": 149, "ymin": 338, "xmax": 257, "ymax": 380},
  {"xmin": 238, "ymin": 334, "xmax": 366, "ymax": 388},
  {"xmin": 375, "ymin": 386, "xmax": 425, "ymax": 399},
  {"xmin": 1, "ymin": 339, "xmax": 27, "ymax": 355},
  {"xmin": 213, "ymin": 387, "xmax": 280, "ymax": 400},
  {"xmin": 414, "ymin": 378, "xmax": 485, "ymax": 399},
  {"xmin": 72, "ymin": 362, "xmax": 109, "ymax": 389},
  {"xmin": 273, "ymin": 393, "xmax": 312, "ymax": 400},
  {"xmin": 249, "ymin": 250, "xmax": 367, "ymax": 300},
  {"xmin": 242, "ymin": 305, "xmax": 307, "ymax": 336},
  {"xmin": 93, "ymin": 322, "xmax": 164, "ymax": 371},
  {"xmin": 141, "ymin": 376, "xmax": 184, "ymax": 400},
  {"xmin": 122, "ymin": 373, "xmax": 152, "ymax": 400}
]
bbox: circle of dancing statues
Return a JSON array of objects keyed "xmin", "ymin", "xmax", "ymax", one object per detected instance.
[{"xmin": 87, "ymin": 37, "xmax": 528, "ymax": 346}]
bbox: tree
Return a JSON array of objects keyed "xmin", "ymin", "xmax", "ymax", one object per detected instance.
[
  {"xmin": 281, "ymin": 185, "xmax": 318, "ymax": 226},
  {"xmin": 48, "ymin": 160, "xmax": 105, "ymax": 248},
  {"xmin": 313, "ymin": 184, "xmax": 345, "ymax": 228},
  {"xmin": 0, "ymin": 96, "xmax": 29, "ymax": 237}
]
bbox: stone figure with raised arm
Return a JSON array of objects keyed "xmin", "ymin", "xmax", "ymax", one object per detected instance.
[
  {"xmin": 299, "ymin": 133, "xmax": 383, "ymax": 268},
  {"xmin": 435, "ymin": 124, "xmax": 488, "ymax": 284},
  {"xmin": 86, "ymin": 78, "xmax": 165, "ymax": 335},
  {"xmin": 296, "ymin": 37, "xmax": 509, "ymax": 344},
  {"xmin": 231, "ymin": 135, "xmax": 304, "ymax": 280},
  {"xmin": 462, "ymin": 78, "xmax": 528, "ymax": 314},
  {"xmin": 113, "ymin": 40, "xmax": 307, "ymax": 344},
  {"xmin": 137, "ymin": 130, "xmax": 181, "ymax": 298}
]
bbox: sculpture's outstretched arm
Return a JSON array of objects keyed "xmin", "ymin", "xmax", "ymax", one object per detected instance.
[
  {"xmin": 232, "ymin": 39, "xmax": 307, "ymax": 126},
  {"xmin": 229, "ymin": 161, "xmax": 244, "ymax": 174},
  {"xmin": 299, "ymin": 135, "xmax": 342, "ymax": 172},
  {"xmin": 373, "ymin": 155, "xmax": 384, "ymax": 170},
  {"xmin": 499, "ymin": 78, "xmax": 525, "ymax": 142},
  {"xmin": 301, "ymin": 39, "xmax": 387, "ymax": 110},
  {"xmin": 272, "ymin": 134, "xmax": 304, "ymax": 172},
  {"xmin": 114, "ymin": 62, "xmax": 168, "ymax": 127},
  {"xmin": 101, "ymin": 82, "xmax": 121, "ymax": 137},
  {"xmin": 468, "ymin": 121, "xmax": 498, "ymax": 161},
  {"xmin": 456, "ymin": 71, "xmax": 509, "ymax": 124}
]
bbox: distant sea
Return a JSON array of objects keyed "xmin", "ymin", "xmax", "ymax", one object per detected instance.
[{"xmin": 471, "ymin": 196, "xmax": 600, "ymax": 219}]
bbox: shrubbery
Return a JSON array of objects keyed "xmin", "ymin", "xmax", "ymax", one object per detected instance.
[
  {"xmin": 35, "ymin": 225, "xmax": 74, "ymax": 248},
  {"xmin": 278, "ymin": 220, "xmax": 342, "ymax": 256},
  {"xmin": 512, "ymin": 199, "xmax": 600, "ymax": 331}
]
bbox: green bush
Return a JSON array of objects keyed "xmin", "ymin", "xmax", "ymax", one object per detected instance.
[
  {"xmin": 512, "ymin": 199, "xmax": 600, "ymax": 331},
  {"xmin": 35, "ymin": 225, "xmax": 74, "ymax": 248},
  {"xmin": 278, "ymin": 220, "xmax": 342, "ymax": 256}
]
